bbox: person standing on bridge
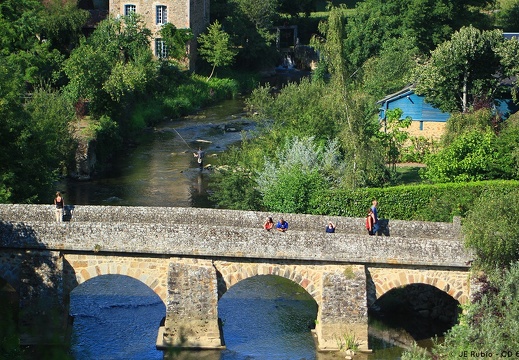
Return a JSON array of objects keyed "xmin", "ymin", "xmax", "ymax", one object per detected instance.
[
  {"xmin": 54, "ymin": 191, "xmax": 64, "ymax": 223},
  {"xmin": 276, "ymin": 217, "xmax": 288, "ymax": 232},
  {"xmin": 371, "ymin": 200, "xmax": 380, "ymax": 235},
  {"xmin": 366, "ymin": 208, "xmax": 374, "ymax": 235}
]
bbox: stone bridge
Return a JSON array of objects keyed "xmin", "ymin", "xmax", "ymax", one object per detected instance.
[{"xmin": 0, "ymin": 204, "xmax": 472, "ymax": 352}]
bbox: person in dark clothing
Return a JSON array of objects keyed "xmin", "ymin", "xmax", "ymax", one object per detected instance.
[
  {"xmin": 325, "ymin": 221, "xmax": 336, "ymax": 233},
  {"xmin": 54, "ymin": 191, "xmax": 64, "ymax": 223}
]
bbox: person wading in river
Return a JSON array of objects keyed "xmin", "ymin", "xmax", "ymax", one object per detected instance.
[{"xmin": 193, "ymin": 147, "xmax": 205, "ymax": 170}]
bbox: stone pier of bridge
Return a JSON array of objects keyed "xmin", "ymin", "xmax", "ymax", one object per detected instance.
[{"xmin": 0, "ymin": 204, "xmax": 472, "ymax": 352}]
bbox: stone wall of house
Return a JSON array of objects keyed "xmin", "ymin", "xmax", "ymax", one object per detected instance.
[{"xmin": 407, "ymin": 121, "xmax": 447, "ymax": 140}]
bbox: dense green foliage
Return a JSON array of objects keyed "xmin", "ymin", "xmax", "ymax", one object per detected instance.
[
  {"xmin": 421, "ymin": 109, "xmax": 519, "ymax": 183},
  {"xmin": 413, "ymin": 27, "xmax": 513, "ymax": 113},
  {"xmin": 432, "ymin": 263, "xmax": 519, "ymax": 358},
  {"xmin": 344, "ymin": 0, "xmax": 493, "ymax": 71},
  {"xmin": 463, "ymin": 189, "xmax": 519, "ymax": 271}
]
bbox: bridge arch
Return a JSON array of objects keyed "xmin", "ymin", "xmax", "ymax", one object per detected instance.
[
  {"xmin": 63, "ymin": 254, "xmax": 169, "ymax": 303},
  {"xmin": 367, "ymin": 268, "xmax": 470, "ymax": 306},
  {"xmin": 213, "ymin": 261, "xmax": 322, "ymax": 304}
]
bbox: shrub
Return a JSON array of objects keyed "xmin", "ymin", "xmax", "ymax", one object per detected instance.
[
  {"xmin": 463, "ymin": 188, "xmax": 519, "ymax": 271},
  {"xmin": 312, "ymin": 180, "xmax": 519, "ymax": 222}
]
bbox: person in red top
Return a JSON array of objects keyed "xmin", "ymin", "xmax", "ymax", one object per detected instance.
[
  {"xmin": 366, "ymin": 208, "xmax": 374, "ymax": 235},
  {"xmin": 263, "ymin": 216, "xmax": 274, "ymax": 231}
]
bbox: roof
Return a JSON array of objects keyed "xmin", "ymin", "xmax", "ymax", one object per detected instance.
[
  {"xmin": 376, "ymin": 84, "xmax": 415, "ymax": 105},
  {"xmin": 503, "ymin": 33, "xmax": 519, "ymax": 40}
]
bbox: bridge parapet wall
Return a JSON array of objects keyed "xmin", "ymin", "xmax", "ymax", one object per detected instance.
[
  {"xmin": 0, "ymin": 204, "xmax": 461, "ymax": 239},
  {"xmin": 0, "ymin": 221, "xmax": 472, "ymax": 267}
]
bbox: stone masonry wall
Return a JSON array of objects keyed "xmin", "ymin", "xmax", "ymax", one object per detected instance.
[
  {"xmin": 0, "ymin": 204, "xmax": 462, "ymax": 239},
  {"xmin": 0, "ymin": 204, "xmax": 472, "ymax": 351},
  {"xmin": 163, "ymin": 258, "xmax": 222, "ymax": 348}
]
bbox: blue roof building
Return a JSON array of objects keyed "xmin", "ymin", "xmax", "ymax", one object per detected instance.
[
  {"xmin": 377, "ymin": 85, "xmax": 450, "ymax": 139},
  {"xmin": 377, "ymin": 85, "xmax": 518, "ymax": 140}
]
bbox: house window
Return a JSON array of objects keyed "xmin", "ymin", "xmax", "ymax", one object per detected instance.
[
  {"xmin": 124, "ymin": 4, "xmax": 136, "ymax": 16},
  {"xmin": 155, "ymin": 39, "xmax": 168, "ymax": 58},
  {"xmin": 419, "ymin": 121, "xmax": 424, "ymax": 131},
  {"xmin": 156, "ymin": 5, "xmax": 167, "ymax": 25}
]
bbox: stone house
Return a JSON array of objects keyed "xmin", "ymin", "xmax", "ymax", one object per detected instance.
[{"xmin": 109, "ymin": 0, "xmax": 210, "ymax": 69}]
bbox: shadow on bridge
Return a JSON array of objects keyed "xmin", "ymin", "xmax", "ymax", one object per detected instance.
[{"xmin": 0, "ymin": 220, "xmax": 78, "ymax": 357}]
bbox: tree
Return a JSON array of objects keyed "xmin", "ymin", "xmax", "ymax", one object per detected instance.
[
  {"xmin": 0, "ymin": 88, "xmax": 76, "ymax": 203},
  {"xmin": 344, "ymin": 0, "xmax": 493, "ymax": 70},
  {"xmin": 63, "ymin": 13, "xmax": 156, "ymax": 117},
  {"xmin": 379, "ymin": 108, "xmax": 412, "ymax": 171},
  {"xmin": 361, "ymin": 35, "xmax": 419, "ymax": 99},
  {"xmin": 494, "ymin": 0, "xmax": 519, "ymax": 31},
  {"xmin": 197, "ymin": 21, "xmax": 237, "ymax": 80},
  {"xmin": 210, "ymin": 0, "xmax": 278, "ymax": 69},
  {"xmin": 159, "ymin": 23, "xmax": 193, "ymax": 63},
  {"xmin": 413, "ymin": 26, "xmax": 505, "ymax": 113},
  {"xmin": 312, "ymin": 7, "xmax": 386, "ymax": 188}
]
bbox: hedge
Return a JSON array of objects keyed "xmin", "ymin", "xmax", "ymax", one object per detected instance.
[{"xmin": 311, "ymin": 180, "xmax": 519, "ymax": 222}]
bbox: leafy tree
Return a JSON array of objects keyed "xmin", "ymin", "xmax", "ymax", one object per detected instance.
[
  {"xmin": 0, "ymin": 0, "xmax": 67, "ymax": 88},
  {"xmin": 361, "ymin": 36, "xmax": 419, "ymax": 99},
  {"xmin": 494, "ymin": 0, "xmax": 519, "ymax": 31},
  {"xmin": 344, "ymin": 0, "xmax": 493, "ymax": 70},
  {"xmin": 413, "ymin": 26, "xmax": 506, "ymax": 113},
  {"xmin": 379, "ymin": 108, "xmax": 412, "ymax": 171},
  {"xmin": 312, "ymin": 7, "xmax": 386, "ymax": 188},
  {"xmin": 495, "ymin": 35, "xmax": 519, "ymax": 102},
  {"xmin": 212, "ymin": 0, "xmax": 279, "ymax": 69},
  {"xmin": 197, "ymin": 21, "xmax": 237, "ymax": 80},
  {"xmin": 40, "ymin": 0, "xmax": 89, "ymax": 55},
  {"xmin": 63, "ymin": 13, "xmax": 156, "ymax": 118},
  {"xmin": 159, "ymin": 23, "xmax": 193, "ymax": 63},
  {"xmin": 1, "ymin": 88, "xmax": 76, "ymax": 203},
  {"xmin": 230, "ymin": 0, "xmax": 279, "ymax": 31}
]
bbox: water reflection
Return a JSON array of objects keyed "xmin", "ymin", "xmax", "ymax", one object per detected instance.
[{"xmin": 218, "ymin": 275, "xmax": 318, "ymax": 360}]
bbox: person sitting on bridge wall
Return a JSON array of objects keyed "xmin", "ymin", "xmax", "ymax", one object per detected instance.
[
  {"xmin": 264, "ymin": 216, "xmax": 274, "ymax": 231},
  {"xmin": 325, "ymin": 221, "xmax": 336, "ymax": 233},
  {"xmin": 276, "ymin": 217, "xmax": 288, "ymax": 232}
]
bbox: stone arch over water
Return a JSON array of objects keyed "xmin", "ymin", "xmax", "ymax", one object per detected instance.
[
  {"xmin": 366, "ymin": 267, "xmax": 470, "ymax": 307},
  {"xmin": 213, "ymin": 261, "xmax": 322, "ymax": 304},
  {"xmin": 63, "ymin": 254, "xmax": 169, "ymax": 303}
]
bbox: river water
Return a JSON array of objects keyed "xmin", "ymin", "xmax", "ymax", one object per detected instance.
[{"xmin": 63, "ymin": 98, "xmax": 420, "ymax": 360}]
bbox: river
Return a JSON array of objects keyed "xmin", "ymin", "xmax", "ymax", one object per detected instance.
[{"xmin": 61, "ymin": 98, "xmax": 435, "ymax": 360}]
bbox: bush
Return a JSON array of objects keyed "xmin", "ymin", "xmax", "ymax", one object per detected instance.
[
  {"xmin": 463, "ymin": 188, "xmax": 519, "ymax": 271},
  {"xmin": 433, "ymin": 262, "xmax": 519, "ymax": 357},
  {"xmin": 311, "ymin": 180, "xmax": 519, "ymax": 221}
]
